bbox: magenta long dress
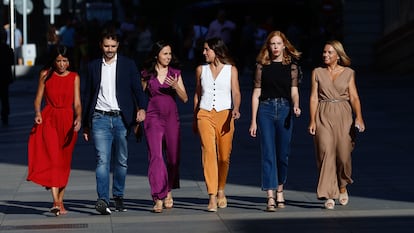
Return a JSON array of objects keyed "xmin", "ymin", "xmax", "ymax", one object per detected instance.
[{"xmin": 142, "ymin": 67, "xmax": 181, "ymax": 201}]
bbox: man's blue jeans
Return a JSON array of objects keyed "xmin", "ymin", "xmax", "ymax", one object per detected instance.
[
  {"xmin": 257, "ymin": 98, "xmax": 293, "ymax": 191},
  {"xmin": 92, "ymin": 112, "xmax": 128, "ymax": 204}
]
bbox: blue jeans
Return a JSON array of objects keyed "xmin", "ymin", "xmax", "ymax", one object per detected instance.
[
  {"xmin": 91, "ymin": 112, "xmax": 128, "ymax": 204},
  {"xmin": 257, "ymin": 98, "xmax": 293, "ymax": 190}
]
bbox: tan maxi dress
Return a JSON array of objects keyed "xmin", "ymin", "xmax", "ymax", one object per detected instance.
[{"xmin": 313, "ymin": 67, "xmax": 355, "ymax": 200}]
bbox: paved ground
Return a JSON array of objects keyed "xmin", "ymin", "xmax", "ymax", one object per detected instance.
[{"xmin": 0, "ymin": 65, "xmax": 413, "ymax": 233}]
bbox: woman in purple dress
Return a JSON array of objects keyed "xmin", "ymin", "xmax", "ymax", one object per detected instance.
[{"xmin": 141, "ymin": 40, "xmax": 188, "ymax": 213}]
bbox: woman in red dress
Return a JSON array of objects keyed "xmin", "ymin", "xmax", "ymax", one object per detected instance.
[{"xmin": 27, "ymin": 45, "xmax": 82, "ymax": 216}]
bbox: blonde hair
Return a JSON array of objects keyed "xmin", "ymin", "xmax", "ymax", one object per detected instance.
[
  {"xmin": 256, "ymin": 30, "xmax": 301, "ymax": 66},
  {"xmin": 326, "ymin": 40, "xmax": 351, "ymax": 67}
]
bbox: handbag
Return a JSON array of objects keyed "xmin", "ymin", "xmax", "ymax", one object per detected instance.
[{"xmin": 133, "ymin": 122, "xmax": 143, "ymax": 142}]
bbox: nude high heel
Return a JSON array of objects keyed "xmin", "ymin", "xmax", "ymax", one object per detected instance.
[
  {"xmin": 217, "ymin": 190, "xmax": 227, "ymax": 208},
  {"xmin": 276, "ymin": 191, "xmax": 286, "ymax": 208},
  {"xmin": 152, "ymin": 199, "xmax": 163, "ymax": 213},
  {"xmin": 164, "ymin": 192, "xmax": 173, "ymax": 209},
  {"xmin": 207, "ymin": 195, "xmax": 217, "ymax": 212}
]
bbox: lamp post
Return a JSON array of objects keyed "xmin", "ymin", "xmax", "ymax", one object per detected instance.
[
  {"xmin": 9, "ymin": 0, "xmax": 14, "ymax": 50},
  {"xmin": 44, "ymin": 0, "xmax": 62, "ymax": 25}
]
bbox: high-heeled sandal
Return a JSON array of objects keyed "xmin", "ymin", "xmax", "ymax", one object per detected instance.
[
  {"xmin": 276, "ymin": 191, "xmax": 286, "ymax": 208},
  {"xmin": 217, "ymin": 197, "xmax": 227, "ymax": 208},
  {"xmin": 164, "ymin": 193, "xmax": 173, "ymax": 209},
  {"xmin": 339, "ymin": 190, "xmax": 349, "ymax": 206},
  {"xmin": 266, "ymin": 197, "xmax": 276, "ymax": 212},
  {"xmin": 50, "ymin": 202, "xmax": 60, "ymax": 216},
  {"xmin": 217, "ymin": 190, "xmax": 227, "ymax": 208},
  {"xmin": 207, "ymin": 195, "xmax": 217, "ymax": 212},
  {"xmin": 59, "ymin": 202, "xmax": 68, "ymax": 215},
  {"xmin": 324, "ymin": 199, "xmax": 335, "ymax": 210},
  {"xmin": 152, "ymin": 199, "xmax": 163, "ymax": 213}
]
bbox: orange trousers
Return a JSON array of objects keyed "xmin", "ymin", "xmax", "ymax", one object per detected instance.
[{"xmin": 197, "ymin": 109, "xmax": 235, "ymax": 195}]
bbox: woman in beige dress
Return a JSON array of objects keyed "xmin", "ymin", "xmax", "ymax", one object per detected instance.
[{"xmin": 308, "ymin": 40, "xmax": 365, "ymax": 210}]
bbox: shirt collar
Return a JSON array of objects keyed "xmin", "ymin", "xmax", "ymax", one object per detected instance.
[{"xmin": 102, "ymin": 53, "xmax": 118, "ymax": 66}]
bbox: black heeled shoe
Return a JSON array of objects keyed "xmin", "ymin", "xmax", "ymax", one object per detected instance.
[
  {"xmin": 50, "ymin": 202, "xmax": 60, "ymax": 216},
  {"xmin": 276, "ymin": 191, "xmax": 285, "ymax": 208}
]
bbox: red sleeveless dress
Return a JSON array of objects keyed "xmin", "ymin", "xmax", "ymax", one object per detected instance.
[{"xmin": 27, "ymin": 71, "xmax": 78, "ymax": 188}]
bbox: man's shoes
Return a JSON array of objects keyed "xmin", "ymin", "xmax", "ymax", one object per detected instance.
[
  {"xmin": 114, "ymin": 196, "xmax": 127, "ymax": 212},
  {"xmin": 95, "ymin": 199, "xmax": 111, "ymax": 215}
]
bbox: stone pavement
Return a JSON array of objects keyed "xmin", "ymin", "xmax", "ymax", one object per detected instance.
[{"xmin": 0, "ymin": 65, "xmax": 413, "ymax": 233}]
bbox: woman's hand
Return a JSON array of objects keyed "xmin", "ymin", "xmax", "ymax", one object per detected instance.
[
  {"xmin": 232, "ymin": 109, "xmax": 240, "ymax": 120},
  {"xmin": 293, "ymin": 106, "xmax": 301, "ymax": 117},
  {"xmin": 165, "ymin": 74, "xmax": 178, "ymax": 89},
  {"xmin": 34, "ymin": 112, "xmax": 42, "ymax": 124},
  {"xmin": 73, "ymin": 119, "xmax": 81, "ymax": 132},
  {"xmin": 308, "ymin": 122, "xmax": 316, "ymax": 135},
  {"xmin": 136, "ymin": 109, "xmax": 146, "ymax": 122},
  {"xmin": 354, "ymin": 118, "xmax": 366, "ymax": 132},
  {"xmin": 249, "ymin": 122, "xmax": 257, "ymax": 138}
]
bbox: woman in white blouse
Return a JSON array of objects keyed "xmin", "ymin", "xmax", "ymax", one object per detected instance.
[{"xmin": 193, "ymin": 37, "xmax": 241, "ymax": 212}]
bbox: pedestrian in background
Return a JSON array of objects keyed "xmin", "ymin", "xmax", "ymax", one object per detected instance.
[
  {"xmin": 0, "ymin": 28, "xmax": 14, "ymax": 126},
  {"xmin": 141, "ymin": 40, "xmax": 188, "ymax": 213},
  {"xmin": 82, "ymin": 28, "xmax": 146, "ymax": 215},
  {"xmin": 46, "ymin": 24, "xmax": 59, "ymax": 56},
  {"xmin": 205, "ymin": 9, "xmax": 236, "ymax": 53},
  {"xmin": 308, "ymin": 40, "xmax": 365, "ymax": 210},
  {"xmin": 193, "ymin": 37, "xmax": 241, "ymax": 212},
  {"xmin": 183, "ymin": 15, "xmax": 208, "ymax": 65},
  {"xmin": 248, "ymin": 31, "xmax": 302, "ymax": 212},
  {"xmin": 27, "ymin": 45, "xmax": 81, "ymax": 216},
  {"xmin": 4, "ymin": 22, "xmax": 23, "ymax": 65}
]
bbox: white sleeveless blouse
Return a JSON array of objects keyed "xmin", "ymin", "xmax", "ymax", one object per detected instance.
[{"xmin": 199, "ymin": 64, "xmax": 232, "ymax": 111}]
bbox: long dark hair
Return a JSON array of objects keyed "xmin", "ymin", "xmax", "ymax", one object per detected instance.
[
  {"xmin": 141, "ymin": 40, "xmax": 181, "ymax": 80},
  {"xmin": 42, "ymin": 45, "xmax": 73, "ymax": 81},
  {"xmin": 205, "ymin": 37, "xmax": 236, "ymax": 66}
]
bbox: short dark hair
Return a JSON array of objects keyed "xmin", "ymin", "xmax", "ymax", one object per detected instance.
[{"xmin": 100, "ymin": 28, "xmax": 120, "ymax": 43}]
